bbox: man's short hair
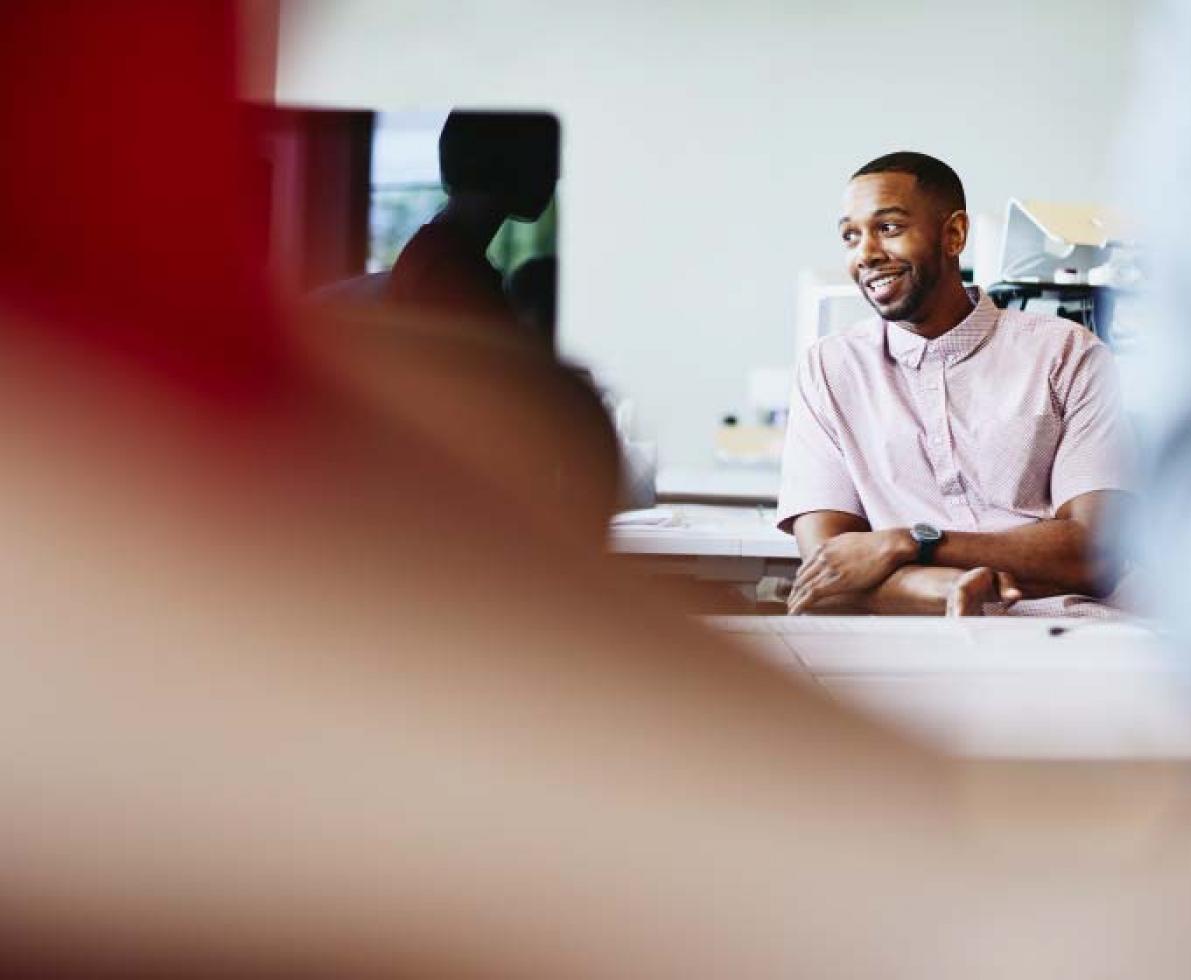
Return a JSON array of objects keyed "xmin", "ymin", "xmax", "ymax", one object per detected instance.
[
  {"xmin": 439, "ymin": 110, "xmax": 559, "ymax": 198},
  {"xmin": 851, "ymin": 151, "xmax": 966, "ymax": 214}
]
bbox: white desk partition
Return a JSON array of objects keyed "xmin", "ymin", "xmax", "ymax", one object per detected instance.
[{"xmin": 655, "ymin": 465, "xmax": 780, "ymax": 507}]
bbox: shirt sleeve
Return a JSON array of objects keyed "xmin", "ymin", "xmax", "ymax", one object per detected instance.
[
  {"xmin": 775, "ymin": 346, "xmax": 865, "ymax": 533},
  {"xmin": 1050, "ymin": 341, "xmax": 1135, "ymax": 509}
]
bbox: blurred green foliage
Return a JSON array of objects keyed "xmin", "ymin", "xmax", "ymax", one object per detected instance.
[{"xmin": 368, "ymin": 183, "xmax": 557, "ymax": 276}]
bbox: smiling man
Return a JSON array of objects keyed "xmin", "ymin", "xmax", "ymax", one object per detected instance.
[{"xmin": 776, "ymin": 152, "xmax": 1132, "ymax": 616}]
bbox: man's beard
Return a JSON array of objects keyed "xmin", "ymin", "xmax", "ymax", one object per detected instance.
[{"xmin": 866, "ymin": 256, "xmax": 941, "ymax": 323}]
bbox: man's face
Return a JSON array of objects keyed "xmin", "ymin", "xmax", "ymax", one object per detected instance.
[{"xmin": 838, "ymin": 172, "xmax": 949, "ymax": 323}]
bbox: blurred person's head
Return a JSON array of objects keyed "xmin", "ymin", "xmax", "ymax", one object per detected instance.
[
  {"xmin": 840, "ymin": 151, "xmax": 968, "ymax": 324},
  {"xmin": 506, "ymin": 255, "xmax": 557, "ymax": 349},
  {"xmin": 439, "ymin": 111, "xmax": 559, "ymax": 221},
  {"xmin": 1117, "ymin": 1, "xmax": 1191, "ymax": 639}
]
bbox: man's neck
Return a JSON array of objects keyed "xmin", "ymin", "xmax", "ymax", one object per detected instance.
[
  {"xmin": 894, "ymin": 276, "xmax": 974, "ymax": 340},
  {"xmin": 433, "ymin": 194, "xmax": 508, "ymax": 252}
]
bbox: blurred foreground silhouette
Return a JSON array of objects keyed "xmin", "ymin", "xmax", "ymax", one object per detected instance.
[{"xmin": 1, "ymin": 3, "xmax": 1191, "ymax": 978}]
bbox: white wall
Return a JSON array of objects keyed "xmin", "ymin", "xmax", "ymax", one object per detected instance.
[{"xmin": 274, "ymin": 0, "xmax": 1140, "ymax": 467}]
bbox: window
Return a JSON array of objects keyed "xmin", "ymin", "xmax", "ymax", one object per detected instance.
[{"xmin": 367, "ymin": 110, "xmax": 558, "ymax": 276}]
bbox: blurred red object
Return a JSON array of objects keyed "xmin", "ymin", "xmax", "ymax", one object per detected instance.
[{"xmin": 0, "ymin": 1, "xmax": 285, "ymax": 401}]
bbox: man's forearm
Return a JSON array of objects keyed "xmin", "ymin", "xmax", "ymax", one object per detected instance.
[
  {"xmin": 788, "ymin": 503, "xmax": 1117, "ymax": 616},
  {"xmin": 802, "ymin": 566, "xmax": 963, "ymax": 616},
  {"xmin": 862, "ymin": 521, "xmax": 1110, "ymax": 598},
  {"xmin": 928, "ymin": 521, "xmax": 1117, "ymax": 597}
]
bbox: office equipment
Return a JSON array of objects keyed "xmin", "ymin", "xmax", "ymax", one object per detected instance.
[
  {"xmin": 987, "ymin": 279, "xmax": 1104, "ymax": 329},
  {"xmin": 999, "ymin": 199, "xmax": 1132, "ymax": 286},
  {"xmin": 985, "ymin": 280, "xmax": 1140, "ymax": 350},
  {"xmin": 620, "ymin": 439, "xmax": 658, "ymax": 509},
  {"xmin": 713, "ymin": 418, "xmax": 784, "ymax": 465},
  {"xmin": 990, "ymin": 201, "xmax": 1141, "ymax": 347},
  {"xmin": 711, "ymin": 367, "xmax": 796, "ymax": 465},
  {"xmin": 793, "ymin": 269, "xmax": 870, "ymax": 359}
]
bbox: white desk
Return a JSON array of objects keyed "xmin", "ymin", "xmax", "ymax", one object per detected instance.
[
  {"xmin": 706, "ymin": 616, "xmax": 1191, "ymax": 760},
  {"xmin": 609, "ymin": 504, "xmax": 798, "ymax": 590},
  {"xmin": 610, "ymin": 504, "xmax": 795, "ymax": 558}
]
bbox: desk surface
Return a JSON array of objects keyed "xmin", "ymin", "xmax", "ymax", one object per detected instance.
[
  {"xmin": 707, "ymin": 616, "xmax": 1191, "ymax": 760},
  {"xmin": 610, "ymin": 504, "xmax": 796, "ymax": 559}
]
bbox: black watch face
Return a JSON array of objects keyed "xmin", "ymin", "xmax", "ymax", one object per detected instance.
[{"xmin": 912, "ymin": 522, "xmax": 942, "ymax": 543}]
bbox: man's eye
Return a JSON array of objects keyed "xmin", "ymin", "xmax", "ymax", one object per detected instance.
[
  {"xmin": 841, "ymin": 230, "xmax": 859, "ymax": 246},
  {"xmin": 880, "ymin": 223, "xmax": 903, "ymax": 235}
]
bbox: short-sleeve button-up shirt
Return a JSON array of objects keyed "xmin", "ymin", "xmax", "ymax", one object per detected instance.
[{"xmin": 777, "ymin": 288, "xmax": 1132, "ymax": 615}]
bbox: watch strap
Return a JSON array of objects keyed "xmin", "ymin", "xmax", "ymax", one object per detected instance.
[{"xmin": 917, "ymin": 535, "xmax": 940, "ymax": 564}]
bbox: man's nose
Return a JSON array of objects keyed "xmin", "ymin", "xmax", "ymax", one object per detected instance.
[{"xmin": 856, "ymin": 231, "xmax": 887, "ymax": 267}]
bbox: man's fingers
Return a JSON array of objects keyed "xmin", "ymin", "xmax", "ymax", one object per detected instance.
[
  {"xmin": 945, "ymin": 577, "xmax": 966, "ymax": 617},
  {"xmin": 787, "ymin": 580, "xmax": 810, "ymax": 614},
  {"xmin": 790, "ymin": 569, "xmax": 858, "ymax": 614},
  {"xmin": 946, "ymin": 586, "xmax": 977, "ymax": 617},
  {"xmin": 946, "ymin": 568, "xmax": 1021, "ymax": 617},
  {"xmin": 788, "ymin": 569, "xmax": 837, "ymax": 614},
  {"xmin": 791, "ymin": 567, "xmax": 825, "ymax": 596},
  {"xmin": 996, "ymin": 570, "xmax": 1022, "ymax": 607},
  {"xmin": 789, "ymin": 581, "xmax": 823, "ymax": 614},
  {"xmin": 795, "ymin": 554, "xmax": 825, "ymax": 583},
  {"xmin": 947, "ymin": 567, "xmax": 993, "ymax": 617}
]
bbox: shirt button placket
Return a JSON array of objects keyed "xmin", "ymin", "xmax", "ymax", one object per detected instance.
[
  {"xmin": 923, "ymin": 358, "xmax": 964, "ymax": 527},
  {"xmin": 922, "ymin": 358, "xmax": 947, "ymax": 466},
  {"xmin": 940, "ymin": 360, "xmax": 977, "ymax": 528}
]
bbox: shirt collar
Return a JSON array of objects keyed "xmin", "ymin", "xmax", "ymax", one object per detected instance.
[{"xmin": 885, "ymin": 287, "xmax": 999, "ymax": 369}]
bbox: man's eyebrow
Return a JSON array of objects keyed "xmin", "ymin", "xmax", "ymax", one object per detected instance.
[{"xmin": 838, "ymin": 206, "xmax": 911, "ymax": 227}]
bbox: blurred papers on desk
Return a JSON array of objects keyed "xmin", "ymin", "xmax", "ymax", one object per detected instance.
[{"xmin": 609, "ymin": 508, "xmax": 680, "ymax": 528}]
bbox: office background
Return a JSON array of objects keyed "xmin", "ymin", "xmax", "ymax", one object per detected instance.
[{"xmin": 261, "ymin": 0, "xmax": 1140, "ymax": 467}]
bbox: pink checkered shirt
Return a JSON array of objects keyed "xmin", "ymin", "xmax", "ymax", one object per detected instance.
[{"xmin": 777, "ymin": 288, "xmax": 1133, "ymax": 617}]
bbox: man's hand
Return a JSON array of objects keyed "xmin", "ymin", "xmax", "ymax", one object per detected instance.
[
  {"xmin": 945, "ymin": 567, "xmax": 1022, "ymax": 616},
  {"xmin": 788, "ymin": 529, "xmax": 916, "ymax": 614}
]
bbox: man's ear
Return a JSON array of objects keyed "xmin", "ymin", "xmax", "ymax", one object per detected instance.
[{"xmin": 943, "ymin": 210, "xmax": 969, "ymax": 258}]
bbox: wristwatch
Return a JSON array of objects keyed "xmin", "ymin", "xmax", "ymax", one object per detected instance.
[{"xmin": 910, "ymin": 522, "xmax": 944, "ymax": 564}]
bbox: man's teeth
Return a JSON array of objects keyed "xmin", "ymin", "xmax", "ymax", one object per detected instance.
[{"xmin": 869, "ymin": 273, "xmax": 900, "ymax": 289}]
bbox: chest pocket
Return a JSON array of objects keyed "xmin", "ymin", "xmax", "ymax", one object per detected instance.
[{"xmin": 974, "ymin": 411, "xmax": 1062, "ymax": 513}]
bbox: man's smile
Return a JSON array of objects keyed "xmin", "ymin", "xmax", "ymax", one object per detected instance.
[{"xmin": 863, "ymin": 268, "xmax": 908, "ymax": 304}]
